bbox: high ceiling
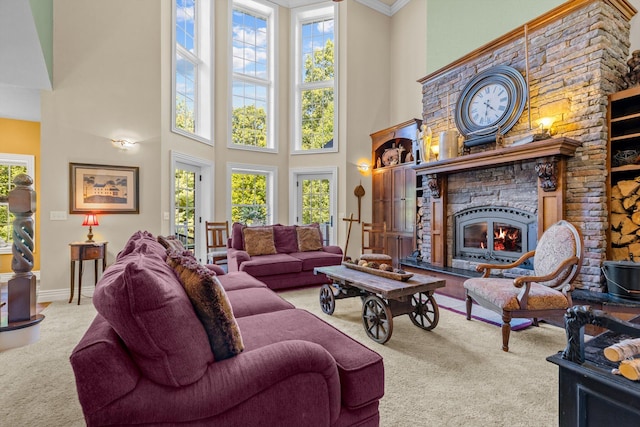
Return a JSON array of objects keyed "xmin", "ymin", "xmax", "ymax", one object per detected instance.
[{"xmin": 0, "ymin": 0, "xmax": 408, "ymax": 122}]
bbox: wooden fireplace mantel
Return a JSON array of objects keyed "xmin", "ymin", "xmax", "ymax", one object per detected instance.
[
  {"xmin": 413, "ymin": 137, "xmax": 582, "ymax": 267},
  {"xmin": 413, "ymin": 137, "xmax": 582, "ymax": 176}
]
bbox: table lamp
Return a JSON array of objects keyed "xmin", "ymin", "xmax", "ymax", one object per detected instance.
[{"xmin": 82, "ymin": 214, "xmax": 99, "ymax": 242}]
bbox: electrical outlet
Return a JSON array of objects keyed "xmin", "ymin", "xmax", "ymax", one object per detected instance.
[
  {"xmin": 50, "ymin": 211, "xmax": 67, "ymax": 221},
  {"xmin": 163, "ymin": 212, "xmax": 170, "ymax": 220}
]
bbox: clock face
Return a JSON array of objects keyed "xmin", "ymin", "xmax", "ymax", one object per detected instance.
[
  {"xmin": 468, "ymin": 82, "xmax": 510, "ymax": 127},
  {"xmin": 454, "ymin": 65, "xmax": 527, "ymax": 148}
]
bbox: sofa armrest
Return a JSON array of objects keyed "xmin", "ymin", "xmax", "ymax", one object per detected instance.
[
  {"xmin": 204, "ymin": 264, "xmax": 226, "ymax": 275},
  {"xmin": 88, "ymin": 340, "xmax": 343, "ymax": 426},
  {"xmin": 227, "ymin": 248, "xmax": 250, "ymax": 272},
  {"xmin": 323, "ymin": 245, "xmax": 343, "ymax": 255}
]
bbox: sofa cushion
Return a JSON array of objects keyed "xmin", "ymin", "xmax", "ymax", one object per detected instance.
[
  {"xmin": 93, "ymin": 251, "xmax": 213, "ymax": 387},
  {"xmin": 116, "ymin": 230, "xmax": 164, "ymax": 260},
  {"xmin": 167, "ymin": 251, "xmax": 244, "ymax": 360},
  {"xmin": 231, "ymin": 222, "xmax": 245, "ymax": 250},
  {"xmin": 157, "ymin": 234, "xmax": 185, "ymax": 251},
  {"xmin": 217, "ymin": 271, "xmax": 268, "ymax": 291},
  {"xmin": 243, "ymin": 227, "xmax": 277, "ymax": 256},
  {"xmin": 240, "ymin": 253, "xmax": 303, "ymax": 277},
  {"xmin": 237, "ymin": 309, "xmax": 384, "ymax": 409},
  {"xmin": 289, "ymin": 251, "xmax": 343, "ymax": 271},
  {"xmin": 296, "ymin": 225, "xmax": 323, "ymax": 252},
  {"xmin": 226, "ymin": 287, "xmax": 294, "ymax": 317},
  {"xmin": 273, "ymin": 225, "xmax": 299, "ymax": 254}
]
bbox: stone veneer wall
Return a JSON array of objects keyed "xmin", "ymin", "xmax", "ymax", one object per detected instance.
[{"xmin": 418, "ymin": 0, "xmax": 631, "ymax": 291}]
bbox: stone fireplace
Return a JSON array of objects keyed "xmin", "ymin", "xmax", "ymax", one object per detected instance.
[{"xmin": 414, "ymin": 0, "xmax": 635, "ymax": 292}]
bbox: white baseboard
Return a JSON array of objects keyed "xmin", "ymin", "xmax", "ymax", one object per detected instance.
[
  {"xmin": 0, "ymin": 271, "xmax": 84, "ymax": 303},
  {"xmin": 38, "ymin": 287, "xmax": 95, "ymax": 303}
]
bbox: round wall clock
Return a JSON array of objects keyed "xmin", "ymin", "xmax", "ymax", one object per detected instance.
[{"xmin": 455, "ymin": 65, "xmax": 527, "ymax": 147}]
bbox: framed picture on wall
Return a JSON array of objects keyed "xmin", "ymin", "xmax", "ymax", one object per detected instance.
[{"xmin": 69, "ymin": 163, "xmax": 139, "ymax": 214}]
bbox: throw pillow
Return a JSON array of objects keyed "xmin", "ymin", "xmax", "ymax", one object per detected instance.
[
  {"xmin": 273, "ymin": 225, "xmax": 298, "ymax": 253},
  {"xmin": 243, "ymin": 227, "xmax": 277, "ymax": 256},
  {"xmin": 296, "ymin": 225, "xmax": 323, "ymax": 252},
  {"xmin": 93, "ymin": 251, "xmax": 213, "ymax": 387},
  {"xmin": 166, "ymin": 250, "xmax": 244, "ymax": 360},
  {"xmin": 157, "ymin": 235, "xmax": 185, "ymax": 252}
]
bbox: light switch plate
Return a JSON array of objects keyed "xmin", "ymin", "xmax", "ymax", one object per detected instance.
[{"xmin": 50, "ymin": 211, "xmax": 67, "ymax": 221}]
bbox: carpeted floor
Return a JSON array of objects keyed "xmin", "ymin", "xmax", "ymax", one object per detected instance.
[{"xmin": 0, "ymin": 288, "xmax": 568, "ymax": 426}]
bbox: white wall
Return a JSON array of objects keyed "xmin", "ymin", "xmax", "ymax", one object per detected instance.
[{"xmin": 39, "ymin": 0, "xmax": 163, "ymax": 300}]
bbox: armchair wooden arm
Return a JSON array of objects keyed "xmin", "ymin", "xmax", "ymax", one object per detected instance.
[
  {"xmin": 476, "ymin": 250, "xmax": 536, "ymax": 278},
  {"xmin": 513, "ymin": 256, "xmax": 579, "ymax": 310}
]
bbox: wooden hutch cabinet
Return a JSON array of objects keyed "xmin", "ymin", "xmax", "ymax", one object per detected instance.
[
  {"xmin": 370, "ymin": 119, "xmax": 421, "ymax": 265},
  {"xmin": 608, "ymin": 86, "xmax": 640, "ymax": 261}
]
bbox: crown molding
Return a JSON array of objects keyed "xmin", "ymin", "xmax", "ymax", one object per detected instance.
[{"xmin": 268, "ymin": 0, "xmax": 407, "ymax": 16}]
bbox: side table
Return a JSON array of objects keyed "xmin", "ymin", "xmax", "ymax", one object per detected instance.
[{"xmin": 69, "ymin": 241, "xmax": 107, "ymax": 305}]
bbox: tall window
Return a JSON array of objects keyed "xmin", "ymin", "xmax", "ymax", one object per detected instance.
[
  {"xmin": 230, "ymin": 0, "xmax": 275, "ymax": 151},
  {"xmin": 292, "ymin": 5, "xmax": 336, "ymax": 153},
  {"xmin": 228, "ymin": 164, "xmax": 277, "ymax": 226},
  {"xmin": 0, "ymin": 154, "xmax": 34, "ymax": 254},
  {"xmin": 172, "ymin": 0, "xmax": 212, "ymax": 144}
]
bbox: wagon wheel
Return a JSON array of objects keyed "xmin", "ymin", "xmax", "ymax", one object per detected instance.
[
  {"xmin": 409, "ymin": 292, "xmax": 439, "ymax": 330},
  {"xmin": 362, "ymin": 295, "xmax": 393, "ymax": 344},
  {"xmin": 319, "ymin": 284, "xmax": 336, "ymax": 315}
]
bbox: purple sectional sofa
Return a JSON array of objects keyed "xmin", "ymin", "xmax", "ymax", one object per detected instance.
[
  {"xmin": 70, "ymin": 231, "xmax": 384, "ymax": 426},
  {"xmin": 227, "ymin": 222, "xmax": 344, "ymax": 290}
]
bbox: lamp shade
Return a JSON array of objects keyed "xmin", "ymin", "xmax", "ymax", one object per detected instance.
[{"xmin": 82, "ymin": 214, "xmax": 99, "ymax": 227}]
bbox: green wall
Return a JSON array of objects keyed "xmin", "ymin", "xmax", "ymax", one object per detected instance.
[
  {"xmin": 29, "ymin": 0, "xmax": 53, "ymax": 83},
  {"xmin": 426, "ymin": 0, "xmax": 565, "ymax": 73}
]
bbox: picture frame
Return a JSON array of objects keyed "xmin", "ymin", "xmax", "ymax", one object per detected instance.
[{"xmin": 69, "ymin": 163, "xmax": 139, "ymax": 214}]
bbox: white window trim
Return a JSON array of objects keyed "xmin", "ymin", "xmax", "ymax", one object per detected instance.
[
  {"xmin": 226, "ymin": 162, "xmax": 278, "ymax": 225},
  {"xmin": 289, "ymin": 166, "xmax": 338, "ymax": 245},
  {"xmin": 228, "ymin": 0, "xmax": 278, "ymax": 153},
  {"xmin": 0, "ymin": 153, "xmax": 35, "ymax": 255},
  {"xmin": 291, "ymin": 3, "xmax": 338, "ymax": 155},
  {"xmin": 170, "ymin": 151, "xmax": 213, "ymax": 261},
  {"xmin": 171, "ymin": 0, "xmax": 213, "ymax": 145}
]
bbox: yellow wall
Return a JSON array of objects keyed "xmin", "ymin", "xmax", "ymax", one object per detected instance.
[{"xmin": 0, "ymin": 118, "xmax": 41, "ymax": 273}]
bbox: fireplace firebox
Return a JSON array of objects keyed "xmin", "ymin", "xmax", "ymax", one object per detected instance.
[{"xmin": 454, "ymin": 207, "xmax": 537, "ymax": 268}]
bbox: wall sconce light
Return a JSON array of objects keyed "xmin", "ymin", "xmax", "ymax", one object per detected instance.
[
  {"xmin": 533, "ymin": 117, "xmax": 555, "ymax": 141},
  {"xmin": 430, "ymin": 143, "xmax": 440, "ymax": 161},
  {"xmin": 357, "ymin": 162, "xmax": 370, "ymax": 174},
  {"xmin": 82, "ymin": 213, "xmax": 99, "ymax": 242},
  {"xmin": 111, "ymin": 139, "xmax": 136, "ymax": 150}
]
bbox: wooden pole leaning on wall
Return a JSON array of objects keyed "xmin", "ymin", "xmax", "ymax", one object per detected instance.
[{"xmin": 342, "ymin": 213, "xmax": 356, "ymax": 261}]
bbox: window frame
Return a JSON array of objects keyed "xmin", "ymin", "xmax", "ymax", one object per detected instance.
[
  {"xmin": 0, "ymin": 153, "xmax": 35, "ymax": 255},
  {"xmin": 171, "ymin": 0, "xmax": 213, "ymax": 145},
  {"xmin": 229, "ymin": 0, "xmax": 277, "ymax": 153},
  {"xmin": 291, "ymin": 3, "xmax": 338, "ymax": 155},
  {"xmin": 227, "ymin": 162, "xmax": 278, "ymax": 226}
]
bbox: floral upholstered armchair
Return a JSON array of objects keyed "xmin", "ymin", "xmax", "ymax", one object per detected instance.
[{"xmin": 463, "ymin": 220, "xmax": 584, "ymax": 352}]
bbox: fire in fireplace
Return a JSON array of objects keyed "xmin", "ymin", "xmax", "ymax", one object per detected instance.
[{"xmin": 455, "ymin": 207, "xmax": 537, "ymax": 268}]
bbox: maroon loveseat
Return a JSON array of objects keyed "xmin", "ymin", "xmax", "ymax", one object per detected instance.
[
  {"xmin": 70, "ymin": 231, "xmax": 384, "ymax": 426},
  {"xmin": 227, "ymin": 222, "xmax": 343, "ymax": 290}
]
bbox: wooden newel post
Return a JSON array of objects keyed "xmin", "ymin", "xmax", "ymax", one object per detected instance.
[{"xmin": 7, "ymin": 174, "xmax": 37, "ymax": 323}]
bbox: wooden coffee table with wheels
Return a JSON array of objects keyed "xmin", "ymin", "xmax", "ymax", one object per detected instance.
[{"xmin": 314, "ymin": 264, "xmax": 446, "ymax": 344}]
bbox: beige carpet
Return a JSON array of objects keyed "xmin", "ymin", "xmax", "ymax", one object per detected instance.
[{"xmin": 0, "ymin": 289, "xmax": 568, "ymax": 426}]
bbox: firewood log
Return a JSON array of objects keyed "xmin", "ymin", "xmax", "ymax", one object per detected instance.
[
  {"xmin": 604, "ymin": 338, "xmax": 640, "ymax": 362},
  {"xmin": 611, "ymin": 213, "xmax": 628, "ymax": 229},
  {"xmin": 624, "ymin": 194, "xmax": 640, "ymax": 210},
  {"xmin": 619, "ymin": 359, "xmax": 640, "ymax": 381},
  {"xmin": 618, "ymin": 179, "xmax": 640, "ymax": 197},
  {"xmin": 612, "ymin": 185, "xmax": 623, "ymax": 199},
  {"xmin": 612, "ymin": 246, "xmax": 630, "ymax": 260},
  {"xmin": 627, "ymin": 242, "xmax": 640, "ymax": 259},
  {"xmin": 632, "ymin": 211, "xmax": 640, "ymax": 226},
  {"xmin": 612, "ymin": 199, "xmax": 627, "ymax": 214},
  {"xmin": 621, "ymin": 217, "xmax": 640, "ymax": 235},
  {"xmin": 618, "ymin": 233, "xmax": 637, "ymax": 246}
]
